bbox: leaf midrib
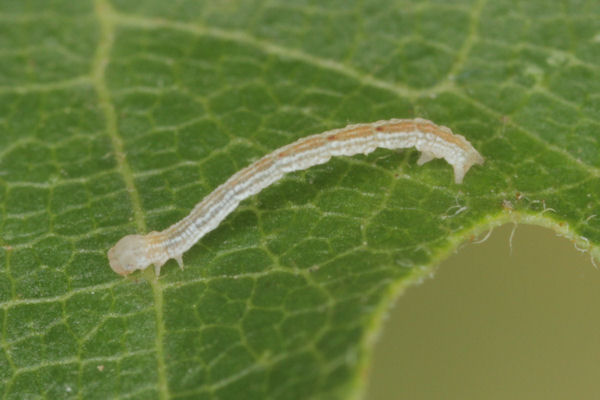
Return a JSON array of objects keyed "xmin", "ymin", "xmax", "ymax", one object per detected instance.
[{"xmin": 93, "ymin": 0, "xmax": 169, "ymax": 398}]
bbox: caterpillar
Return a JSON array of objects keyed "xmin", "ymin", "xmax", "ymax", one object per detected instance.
[{"xmin": 108, "ymin": 118, "xmax": 484, "ymax": 276}]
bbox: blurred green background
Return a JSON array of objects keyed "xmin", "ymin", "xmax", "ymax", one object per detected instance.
[{"xmin": 366, "ymin": 224, "xmax": 600, "ymax": 400}]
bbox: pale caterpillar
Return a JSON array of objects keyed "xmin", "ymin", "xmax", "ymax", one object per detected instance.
[{"xmin": 108, "ymin": 118, "xmax": 484, "ymax": 276}]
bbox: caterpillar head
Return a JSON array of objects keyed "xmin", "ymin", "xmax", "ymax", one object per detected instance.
[{"xmin": 108, "ymin": 234, "xmax": 154, "ymax": 276}]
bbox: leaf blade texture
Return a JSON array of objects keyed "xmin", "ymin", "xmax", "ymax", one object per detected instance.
[{"xmin": 1, "ymin": 0, "xmax": 599, "ymax": 399}]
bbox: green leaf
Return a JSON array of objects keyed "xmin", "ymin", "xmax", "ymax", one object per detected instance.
[{"xmin": 1, "ymin": 0, "xmax": 599, "ymax": 399}]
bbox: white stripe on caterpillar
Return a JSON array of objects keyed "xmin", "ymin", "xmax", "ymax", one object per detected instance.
[{"xmin": 108, "ymin": 118, "xmax": 484, "ymax": 276}]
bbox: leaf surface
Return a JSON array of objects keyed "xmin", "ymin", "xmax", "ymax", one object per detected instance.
[{"xmin": 1, "ymin": 0, "xmax": 599, "ymax": 399}]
